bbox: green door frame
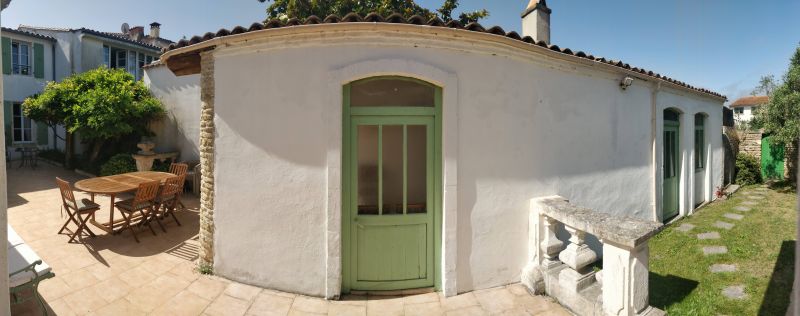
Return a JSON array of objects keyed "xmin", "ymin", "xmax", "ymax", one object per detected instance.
[
  {"xmin": 663, "ymin": 119, "xmax": 680, "ymax": 221},
  {"xmin": 341, "ymin": 77, "xmax": 443, "ymax": 293},
  {"xmin": 761, "ymin": 135, "xmax": 785, "ymax": 180}
]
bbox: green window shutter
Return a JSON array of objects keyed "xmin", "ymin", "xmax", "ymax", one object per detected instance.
[
  {"xmin": 33, "ymin": 43, "xmax": 45, "ymax": 79},
  {"xmin": 1, "ymin": 37, "xmax": 11, "ymax": 75},
  {"xmin": 3, "ymin": 101, "xmax": 12, "ymax": 145},
  {"xmin": 36, "ymin": 121, "xmax": 48, "ymax": 145}
]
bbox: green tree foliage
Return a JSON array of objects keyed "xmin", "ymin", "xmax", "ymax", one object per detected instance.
[
  {"xmin": 751, "ymin": 74, "xmax": 778, "ymax": 96},
  {"xmin": 735, "ymin": 154, "xmax": 762, "ymax": 185},
  {"xmin": 257, "ymin": 0, "xmax": 488, "ymax": 25},
  {"xmin": 757, "ymin": 44, "xmax": 800, "ymax": 145},
  {"xmin": 23, "ymin": 67, "xmax": 165, "ymax": 163}
]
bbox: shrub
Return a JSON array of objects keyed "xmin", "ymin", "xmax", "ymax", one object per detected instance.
[
  {"xmin": 100, "ymin": 154, "xmax": 136, "ymax": 176},
  {"xmin": 735, "ymin": 154, "xmax": 762, "ymax": 185}
]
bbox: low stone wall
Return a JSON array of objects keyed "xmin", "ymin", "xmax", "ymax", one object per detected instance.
[{"xmin": 739, "ymin": 131, "xmax": 762, "ymax": 160}]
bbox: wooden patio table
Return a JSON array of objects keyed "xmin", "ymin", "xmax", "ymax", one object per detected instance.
[{"xmin": 74, "ymin": 171, "xmax": 174, "ymax": 234}]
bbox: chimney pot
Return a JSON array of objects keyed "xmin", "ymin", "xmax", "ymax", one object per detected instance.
[
  {"xmin": 522, "ymin": 0, "xmax": 551, "ymax": 45},
  {"xmin": 149, "ymin": 22, "xmax": 161, "ymax": 38}
]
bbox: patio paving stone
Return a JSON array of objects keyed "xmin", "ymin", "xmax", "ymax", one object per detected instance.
[
  {"xmin": 697, "ymin": 232, "xmax": 721, "ymax": 240},
  {"xmin": 702, "ymin": 246, "xmax": 728, "ymax": 255},
  {"xmin": 247, "ymin": 290, "xmax": 295, "ymax": 315},
  {"xmin": 724, "ymin": 213, "xmax": 744, "ymax": 221},
  {"xmin": 473, "ymin": 287, "xmax": 516, "ymax": 313},
  {"xmin": 204, "ymin": 293, "xmax": 252, "ymax": 316},
  {"xmin": 151, "ymin": 291, "xmax": 211, "ymax": 316},
  {"xmin": 714, "ymin": 221, "xmax": 735, "ymax": 230},
  {"xmin": 722, "ymin": 285, "xmax": 748, "ymax": 300},
  {"xmin": 366, "ymin": 296, "xmax": 404, "ymax": 316},
  {"xmin": 8, "ymin": 164, "xmax": 569, "ymax": 316}
]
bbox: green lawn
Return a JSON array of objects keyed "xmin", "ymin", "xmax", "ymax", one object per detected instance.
[{"xmin": 649, "ymin": 183, "xmax": 796, "ymax": 315}]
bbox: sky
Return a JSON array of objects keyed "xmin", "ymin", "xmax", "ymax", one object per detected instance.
[{"xmin": 3, "ymin": 0, "xmax": 799, "ymax": 103}]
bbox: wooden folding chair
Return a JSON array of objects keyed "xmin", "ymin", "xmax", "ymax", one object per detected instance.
[
  {"xmin": 169, "ymin": 162, "xmax": 189, "ymax": 210},
  {"xmin": 152, "ymin": 175, "xmax": 185, "ymax": 232},
  {"xmin": 169, "ymin": 162, "xmax": 188, "ymax": 176},
  {"xmin": 114, "ymin": 180, "xmax": 160, "ymax": 243},
  {"xmin": 56, "ymin": 177, "xmax": 100, "ymax": 243}
]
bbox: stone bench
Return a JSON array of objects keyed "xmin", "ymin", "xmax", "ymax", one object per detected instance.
[
  {"xmin": 521, "ymin": 196, "xmax": 666, "ymax": 316},
  {"xmin": 8, "ymin": 225, "xmax": 54, "ymax": 312}
]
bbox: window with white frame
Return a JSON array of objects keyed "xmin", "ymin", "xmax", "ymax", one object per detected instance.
[
  {"xmin": 12, "ymin": 103, "xmax": 33, "ymax": 143},
  {"xmin": 127, "ymin": 51, "xmax": 137, "ymax": 77},
  {"xmin": 137, "ymin": 52, "xmax": 146, "ymax": 80},
  {"xmin": 103, "ymin": 45, "xmax": 110, "ymax": 68},
  {"xmin": 11, "ymin": 40, "xmax": 31, "ymax": 75}
]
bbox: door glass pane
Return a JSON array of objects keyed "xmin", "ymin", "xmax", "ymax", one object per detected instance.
[
  {"xmin": 382, "ymin": 125, "xmax": 403, "ymax": 215},
  {"xmin": 358, "ymin": 125, "xmax": 379, "ymax": 215},
  {"xmin": 664, "ymin": 131, "xmax": 673, "ymax": 178},
  {"xmin": 351, "ymin": 78, "xmax": 435, "ymax": 107},
  {"xmin": 407, "ymin": 125, "xmax": 427, "ymax": 214}
]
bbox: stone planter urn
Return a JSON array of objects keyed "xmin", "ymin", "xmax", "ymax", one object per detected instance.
[{"xmin": 132, "ymin": 140, "xmax": 179, "ymax": 171}]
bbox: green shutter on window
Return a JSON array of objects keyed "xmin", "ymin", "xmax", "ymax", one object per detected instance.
[
  {"xmin": 3, "ymin": 101, "xmax": 12, "ymax": 145},
  {"xmin": 1, "ymin": 37, "xmax": 11, "ymax": 75},
  {"xmin": 36, "ymin": 121, "xmax": 48, "ymax": 145},
  {"xmin": 33, "ymin": 43, "xmax": 44, "ymax": 79}
]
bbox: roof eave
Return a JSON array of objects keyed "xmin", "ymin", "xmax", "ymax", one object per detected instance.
[{"xmin": 161, "ymin": 23, "xmax": 726, "ymax": 102}]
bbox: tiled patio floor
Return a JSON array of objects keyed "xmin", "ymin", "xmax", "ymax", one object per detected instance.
[{"xmin": 8, "ymin": 163, "xmax": 570, "ymax": 315}]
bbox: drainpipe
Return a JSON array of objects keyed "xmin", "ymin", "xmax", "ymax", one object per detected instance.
[{"xmin": 650, "ymin": 81, "xmax": 661, "ymax": 222}]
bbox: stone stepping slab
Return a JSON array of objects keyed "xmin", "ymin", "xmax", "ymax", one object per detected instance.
[
  {"xmin": 703, "ymin": 246, "xmax": 728, "ymax": 255},
  {"xmin": 676, "ymin": 223, "xmax": 695, "ymax": 233},
  {"xmin": 733, "ymin": 206, "xmax": 751, "ymax": 212},
  {"xmin": 748, "ymin": 195, "xmax": 765, "ymax": 200},
  {"xmin": 714, "ymin": 221, "xmax": 735, "ymax": 230},
  {"xmin": 724, "ymin": 213, "xmax": 744, "ymax": 221},
  {"xmin": 740, "ymin": 201, "xmax": 758, "ymax": 206},
  {"xmin": 722, "ymin": 285, "xmax": 747, "ymax": 300},
  {"xmin": 710, "ymin": 264, "xmax": 737, "ymax": 273},
  {"xmin": 697, "ymin": 232, "xmax": 721, "ymax": 240}
]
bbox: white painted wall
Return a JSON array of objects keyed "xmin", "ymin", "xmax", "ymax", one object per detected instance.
[
  {"xmin": 2, "ymin": 32, "xmax": 57, "ymax": 157},
  {"xmin": 196, "ymin": 27, "xmax": 724, "ymax": 297},
  {"xmin": 144, "ymin": 64, "xmax": 201, "ymax": 162},
  {"xmin": 733, "ymin": 105, "xmax": 758, "ymax": 123},
  {"xmin": 0, "ymin": 16, "xmax": 12, "ymax": 315}
]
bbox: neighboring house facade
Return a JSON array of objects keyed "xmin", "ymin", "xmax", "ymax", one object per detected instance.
[
  {"xmin": 5, "ymin": 23, "xmax": 171, "ymax": 155},
  {"xmin": 1, "ymin": 27, "xmax": 57, "ymax": 158},
  {"xmin": 152, "ymin": 1, "xmax": 727, "ymax": 300},
  {"xmin": 729, "ymin": 95, "xmax": 768, "ymax": 125}
]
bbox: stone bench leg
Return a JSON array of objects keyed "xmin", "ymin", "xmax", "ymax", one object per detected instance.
[{"xmin": 602, "ymin": 242, "xmax": 660, "ymax": 316}]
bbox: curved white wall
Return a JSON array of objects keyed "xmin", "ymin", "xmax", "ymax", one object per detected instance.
[
  {"xmin": 144, "ymin": 64, "xmax": 201, "ymax": 162},
  {"xmin": 200, "ymin": 28, "xmax": 724, "ymax": 297}
]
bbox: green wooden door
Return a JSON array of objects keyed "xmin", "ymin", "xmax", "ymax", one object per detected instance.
[
  {"xmin": 342, "ymin": 77, "xmax": 442, "ymax": 293},
  {"xmin": 348, "ymin": 117, "xmax": 434, "ymax": 290},
  {"xmin": 761, "ymin": 135, "xmax": 785, "ymax": 180},
  {"xmin": 663, "ymin": 121, "xmax": 680, "ymax": 221}
]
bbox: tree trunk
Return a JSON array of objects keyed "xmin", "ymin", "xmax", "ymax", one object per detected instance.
[
  {"xmin": 65, "ymin": 131, "xmax": 74, "ymax": 169},
  {"xmin": 89, "ymin": 141, "xmax": 103, "ymax": 164}
]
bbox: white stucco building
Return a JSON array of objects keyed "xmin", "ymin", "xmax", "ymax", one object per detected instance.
[
  {"xmin": 729, "ymin": 95, "xmax": 768, "ymax": 125},
  {"xmin": 150, "ymin": 1, "xmax": 726, "ymax": 301},
  {"xmin": 1, "ymin": 27, "xmax": 58, "ymax": 158}
]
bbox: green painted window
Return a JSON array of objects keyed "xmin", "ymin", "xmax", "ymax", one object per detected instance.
[
  {"xmin": 11, "ymin": 40, "xmax": 31, "ymax": 76},
  {"xmin": 695, "ymin": 114, "xmax": 705, "ymax": 170},
  {"xmin": 11, "ymin": 102, "xmax": 33, "ymax": 143},
  {"xmin": 350, "ymin": 78, "xmax": 435, "ymax": 107}
]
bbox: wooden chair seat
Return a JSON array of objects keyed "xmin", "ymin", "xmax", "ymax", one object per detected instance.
[
  {"xmin": 74, "ymin": 199, "xmax": 101, "ymax": 213},
  {"xmin": 114, "ymin": 199, "xmax": 153, "ymax": 212}
]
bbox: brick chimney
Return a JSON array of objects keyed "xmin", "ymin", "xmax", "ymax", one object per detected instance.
[
  {"xmin": 149, "ymin": 22, "xmax": 161, "ymax": 38},
  {"xmin": 522, "ymin": 0, "xmax": 551, "ymax": 44},
  {"xmin": 129, "ymin": 26, "xmax": 144, "ymax": 41}
]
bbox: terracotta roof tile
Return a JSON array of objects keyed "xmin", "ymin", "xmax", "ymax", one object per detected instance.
[
  {"xmin": 161, "ymin": 13, "xmax": 725, "ymax": 100},
  {"xmin": 1, "ymin": 27, "xmax": 55, "ymax": 41},
  {"xmin": 729, "ymin": 95, "xmax": 769, "ymax": 108}
]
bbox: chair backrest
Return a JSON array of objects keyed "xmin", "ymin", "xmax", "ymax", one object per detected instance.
[
  {"xmin": 55, "ymin": 177, "xmax": 77, "ymax": 210},
  {"xmin": 169, "ymin": 163, "xmax": 189, "ymax": 176},
  {"xmin": 159, "ymin": 175, "xmax": 185, "ymax": 200},
  {"xmin": 133, "ymin": 180, "xmax": 161, "ymax": 206}
]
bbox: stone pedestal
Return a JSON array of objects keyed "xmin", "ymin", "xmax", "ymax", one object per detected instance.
[
  {"xmin": 540, "ymin": 216, "xmax": 565, "ymax": 270},
  {"xmin": 132, "ymin": 152, "xmax": 179, "ymax": 171},
  {"xmin": 602, "ymin": 241, "xmax": 651, "ymax": 316},
  {"xmin": 558, "ymin": 226, "xmax": 598, "ymax": 294}
]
